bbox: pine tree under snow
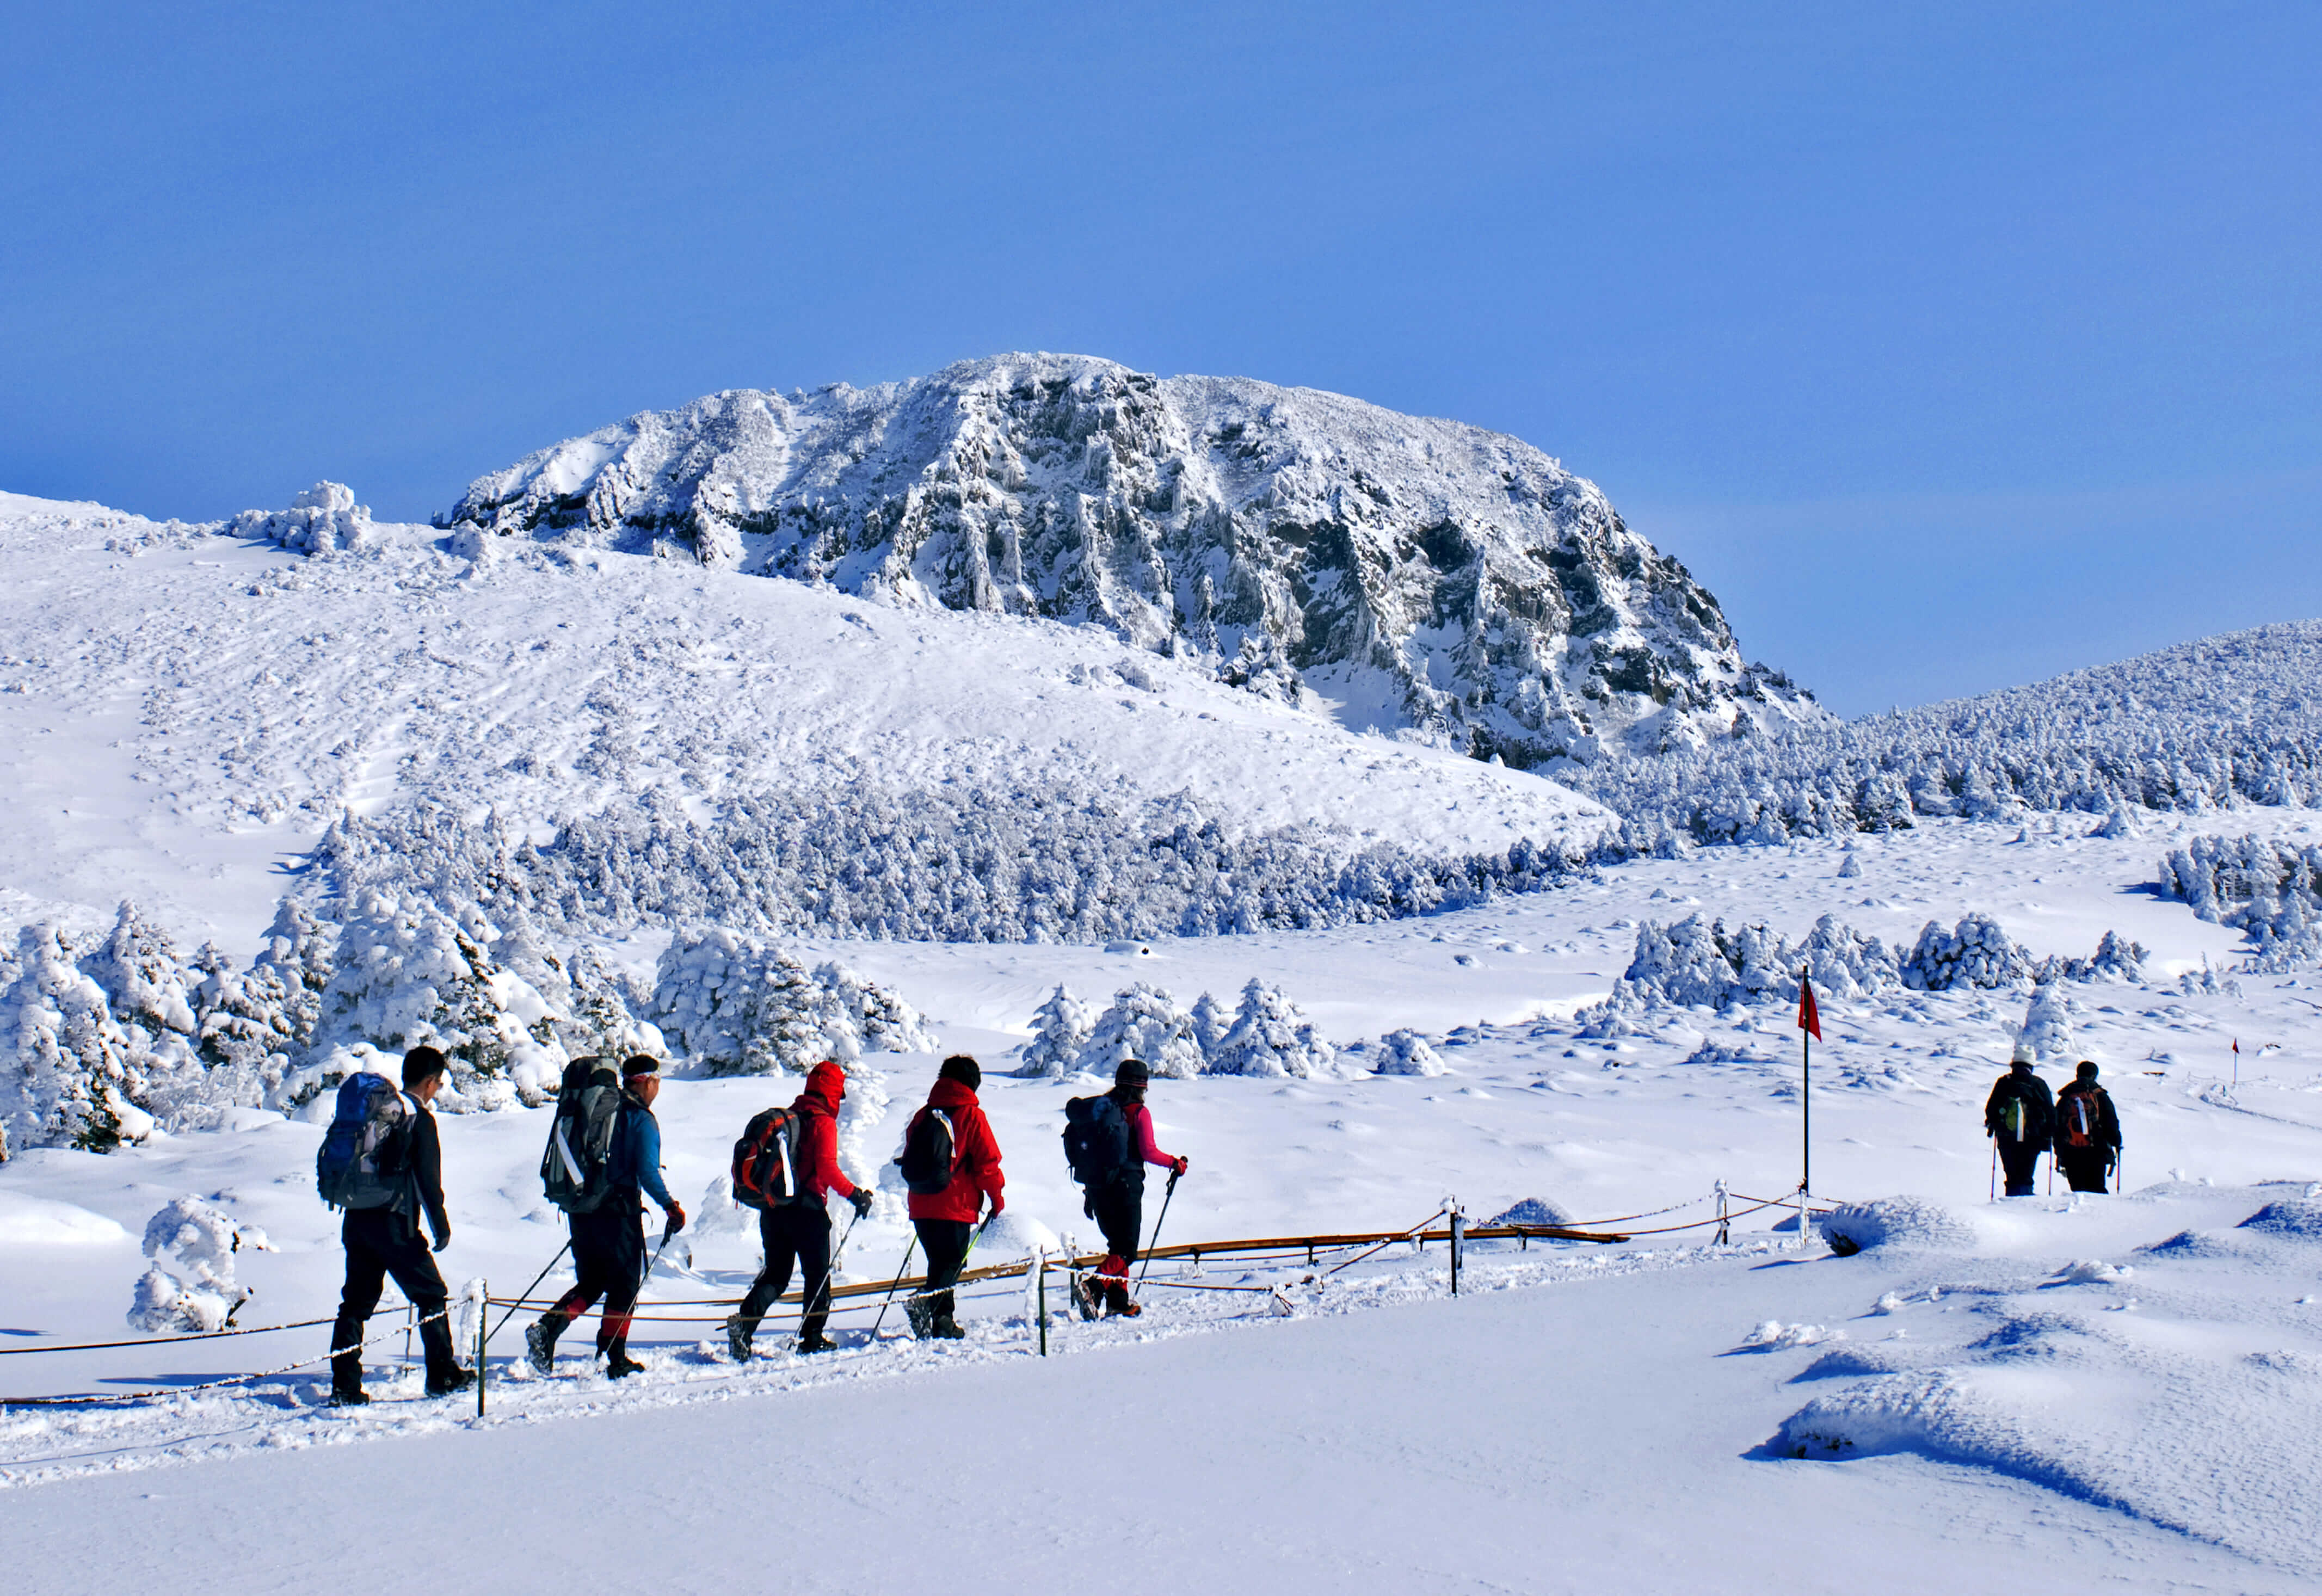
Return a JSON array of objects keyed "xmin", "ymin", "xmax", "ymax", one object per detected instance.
[
  {"xmin": 1013, "ymin": 985, "xmax": 1095, "ymax": 1078},
  {"xmin": 650, "ymin": 932, "xmax": 929, "ymax": 1077},
  {"xmin": 1077, "ymin": 983, "xmax": 1204, "ymax": 1079},
  {"xmin": 1370, "ymin": 1028, "xmax": 1448, "ymax": 1076},
  {"xmin": 0, "ymin": 923, "xmax": 159, "ymax": 1152},
  {"xmin": 2017, "ymin": 982, "xmax": 2078, "ymax": 1063},
  {"xmin": 85, "ymin": 902, "xmax": 198, "ymax": 1040},
  {"xmin": 1208, "ymin": 978, "xmax": 1335, "ymax": 1079},
  {"xmin": 1189, "ymin": 991, "xmax": 1230, "ymax": 1058}
]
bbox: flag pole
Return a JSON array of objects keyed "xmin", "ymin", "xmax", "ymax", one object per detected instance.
[{"xmin": 1797, "ymin": 968, "xmax": 1820, "ymax": 1249}]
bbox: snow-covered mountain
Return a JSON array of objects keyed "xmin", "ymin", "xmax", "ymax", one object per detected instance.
[{"xmin": 443, "ymin": 354, "xmax": 1828, "ymax": 765}]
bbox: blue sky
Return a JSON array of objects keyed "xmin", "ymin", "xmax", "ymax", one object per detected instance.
[{"xmin": 5, "ymin": 3, "xmax": 2315, "ymax": 714}]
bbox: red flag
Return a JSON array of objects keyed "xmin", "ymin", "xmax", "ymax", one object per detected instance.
[{"xmin": 1797, "ymin": 971, "xmax": 1821, "ymax": 1041}]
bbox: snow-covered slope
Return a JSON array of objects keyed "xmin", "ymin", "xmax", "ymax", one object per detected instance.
[
  {"xmin": 1574, "ymin": 619, "xmax": 2322, "ymax": 846},
  {"xmin": 0, "ymin": 488, "xmax": 1612, "ymax": 953},
  {"xmin": 443, "ymin": 353, "xmax": 1829, "ymax": 765}
]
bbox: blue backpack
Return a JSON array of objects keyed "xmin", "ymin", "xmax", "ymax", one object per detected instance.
[{"xmin": 317, "ymin": 1073, "xmax": 412, "ymax": 1211}]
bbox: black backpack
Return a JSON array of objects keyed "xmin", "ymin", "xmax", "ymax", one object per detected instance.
[
  {"xmin": 1063, "ymin": 1094, "xmax": 1132, "ymax": 1188},
  {"xmin": 317, "ymin": 1073, "xmax": 411, "ymax": 1210},
  {"xmin": 731, "ymin": 1106, "xmax": 802, "ymax": 1211},
  {"xmin": 540, "ymin": 1058, "xmax": 625, "ymax": 1214},
  {"xmin": 897, "ymin": 1107, "xmax": 958, "ymax": 1196}
]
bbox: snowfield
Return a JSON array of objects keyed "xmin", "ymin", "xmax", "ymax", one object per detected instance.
[{"xmin": 8, "ymin": 481, "xmax": 2322, "ymax": 1591}]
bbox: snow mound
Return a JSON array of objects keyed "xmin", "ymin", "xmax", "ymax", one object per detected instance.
[
  {"xmin": 0, "ymin": 1191, "xmax": 132, "ymax": 1247},
  {"xmin": 1818, "ymin": 1196, "xmax": 1980, "ymax": 1253},
  {"xmin": 1368, "ymin": 1029, "xmax": 1447, "ymax": 1076},
  {"xmin": 2051, "ymin": 1259, "xmax": 2135, "ymax": 1285},
  {"xmin": 968, "ymin": 1209, "xmax": 1060, "ymax": 1262},
  {"xmin": 1738, "ymin": 1320, "xmax": 1845, "ymax": 1351},
  {"xmin": 1487, "ymin": 1197, "xmax": 1576, "ymax": 1227},
  {"xmin": 227, "ymin": 482, "xmax": 380, "ymax": 557},
  {"xmin": 2237, "ymin": 1198, "xmax": 2322, "ymax": 1240}
]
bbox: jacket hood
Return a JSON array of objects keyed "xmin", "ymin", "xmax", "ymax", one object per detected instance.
[
  {"xmin": 797, "ymin": 1060, "xmax": 847, "ymax": 1115},
  {"xmin": 928, "ymin": 1076, "xmax": 981, "ymax": 1111}
]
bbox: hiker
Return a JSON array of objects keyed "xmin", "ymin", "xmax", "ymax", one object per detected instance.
[
  {"xmin": 900, "ymin": 1054, "xmax": 1006, "ymax": 1340},
  {"xmin": 1071, "ymin": 1058, "xmax": 1188, "ymax": 1318},
  {"xmin": 727, "ymin": 1060, "xmax": 873, "ymax": 1359},
  {"xmin": 2054, "ymin": 1061, "xmax": 2123, "ymax": 1193},
  {"xmin": 1984, "ymin": 1047, "xmax": 2055, "ymax": 1197},
  {"xmin": 327, "ymin": 1045, "xmax": 470, "ymax": 1404},
  {"xmin": 527, "ymin": 1055, "xmax": 685, "ymax": 1379}
]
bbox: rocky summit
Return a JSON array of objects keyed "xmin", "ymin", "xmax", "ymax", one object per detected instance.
[{"xmin": 444, "ymin": 353, "xmax": 1825, "ymax": 765}]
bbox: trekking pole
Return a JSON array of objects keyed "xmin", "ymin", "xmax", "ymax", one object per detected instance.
[
  {"xmin": 1136, "ymin": 1168, "xmax": 1182, "ymax": 1287},
  {"xmin": 1037, "ymin": 1249, "xmax": 1049, "ymax": 1357},
  {"xmin": 476, "ymin": 1279, "xmax": 488, "ymax": 1420},
  {"xmin": 868, "ymin": 1233, "xmax": 920, "ymax": 1341},
  {"xmin": 486, "ymin": 1242, "xmax": 572, "ymax": 1344},
  {"xmin": 1989, "ymin": 1141, "xmax": 1997, "ymax": 1203}
]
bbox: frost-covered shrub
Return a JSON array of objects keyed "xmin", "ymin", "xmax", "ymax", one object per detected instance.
[
  {"xmin": 85, "ymin": 902, "xmax": 197, "ymax": 1039},
  {"xmin": 1799, "ymin": 914, "xmax": 1901, "ymax": 1003},
  {"xmin": 1189, "ymin": 991, "xmax": 1231, "ymax": 1059},
  {"xmin": 128, "ymin": 1197, "xmax": 275, "ymax": 1333},
  {"xmin": 1370, "ymin": 1028, "xmax": 1448, "ymax": 1076},
  {"xmin": 649, "ymin": 932, "xmax": 928, "ymax": 1076},
  {"xmin": 1014, "ymin": 985, "xmax": 1095, "ymax": 1078},
  {"xmin": 2015, "ymin": 982, "xmax": 2077, "ymax": 1063},
  {"xmin": 2160, "ymin": 833, "xmax": 2322, "ymax": 968},
  {"xmin": 1902, "ymin": 913, "xmax": 2032, "ymax": 991},
  {"xmin": 1208, "ymin": 979, "xmax": 1334, "ymax": 1079},
  {"xmin": 1077, "ymin": 984, "xmax": 1204, "ymax": 1079},
  {"xmin": 228, "ymin": 482, "xmax": 381, "ymax": 557}
]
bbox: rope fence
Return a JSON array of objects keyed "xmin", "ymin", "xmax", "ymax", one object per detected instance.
[{"xmin": 2, "ymin": 1182, "xmax": 1843, "ymax": 1409}]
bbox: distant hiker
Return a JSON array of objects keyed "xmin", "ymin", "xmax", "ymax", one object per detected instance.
[
  {"xmin": 1063, "ymin": 1058, "xmax": 1188, "ymax": 1317},
  {"xmin": 1984, "ymin": 1048, "xmax": 2055, "ymax": 1198},
  {"xmin": 324, "ymin": 1045, "xmax": 470, "ymax": 1405},
  {"xmin": 527, "ymin": 1055, "xmax": 685, "ymax": 1380},
  {"xmin": 2054, "ymin": 1061, "xmax": 2123, "ymax": 1193},
  {"xmin": 898, "ymin": 1054, "xmax": 1006, "ymax": 1340},
  {"xmin": 726, "ymin": 1060, "xmax": 873, "ymax": 1359}
]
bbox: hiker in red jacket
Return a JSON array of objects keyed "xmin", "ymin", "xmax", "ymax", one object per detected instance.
[
  {"xmin": 901, "ymin": 1055, "xmax": 1005, "ymax": 1339},
  {"xmin": 726, "ymin": 1060, "xmax": 872, "ymax": 1359}
]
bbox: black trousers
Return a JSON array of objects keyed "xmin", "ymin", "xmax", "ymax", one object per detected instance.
[
  {"xmin": 332, "ymin": 1207, "xmax": 454, "ymax": 1391},
  {"xmin": 1998, "ymin": 1140, "xmax": 2044, "ymax": 1197},
  {"xmin": 739, "ymin": 1204, "xmax": 833, "ymax": 1342},
  {"xmin": 545, "ymin": 1199, "xmax": 645, "ymax": 1352},
  {"xmin": 914, "ymin": 1218, "xmax": 974, "ymax": 1321},
  {"xmin": 2058, "ymin": 1150, "xmax": 2114, "ymax": 1193},
  {"xmin": 1092, "ymin": 1183, "xmax": 1144, "ymax": 1272}
]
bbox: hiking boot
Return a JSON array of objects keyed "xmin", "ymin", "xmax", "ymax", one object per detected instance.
[
  {"xmin": 1074, "ymin": 1277, "xmax": 1104, "ymax": 1322},
  {"xmin": 931, "ymin": 1313, "xmax": 967, "ymax": 1340},
  {"xmin": 797, "ymin": 1333, "xmax": 837, "ymax": 1355},
  {"xmin": 1106, "ymin": 1281, "xmax": 1137, "ymax": 1317},
  {"xmin": 524, "ymin": 1320, "xmax": 559, "ymax": 1376},
  {"xmin": 328, "ymin": 1385, "xmax": 369, "ymax": 1407},
  {"xmin": 425, "ymin": 1368, "xmax": 476, "ymax": 1398},
  {"xmin": 904, "ymin": 1297, "xmax": 934, "ymax": 1340},
  {"xmin": 606, "ymin": 1349, "xmax": 645, "ymax": 1379},
  {"xmin": 724, "ymin": 1313, "xmax": 754, "ymax": 1363}
]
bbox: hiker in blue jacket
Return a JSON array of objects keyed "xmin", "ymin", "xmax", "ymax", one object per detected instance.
[{"xmin": 528, "ymin": 1055, "xmax": 685, "ymax": 1379}]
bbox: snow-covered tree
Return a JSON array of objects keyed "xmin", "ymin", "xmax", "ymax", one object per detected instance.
[
  {"xmin": 0, "ymin": 924, "xmax": 158, "ymax": 1152},
  {"xmin": 814, "ymin": 960, "xmax": 938, "ymax": 1055},
  {"xmin": 1903, "ymin": 913, "xmax": 2031, "ymax": 991},
  {"xmin": 1208, "ymin": 978, "xmax": 1335, "ymax": 1079},
  {"xmin": 1188, "ymin": 991, "xmax": 1230, "ymax": 1061},
  {"xmin": 127, "ymin": 1197, "xmax": 275, "ymax": 1332},
  {"xmin": 85, "ymin": 901, "xmax": 197, "ymax": 1039},
  {"xmin": 1014, "ymin": 985, "xmax": 1095, "ymax": 1077},
  {"xmin": 652, "ymin": 932, "xmax": 833, "ymax": 1076},
  {"xmin": 2016, "ymin": 982, "xmax": 2077, "ymax": 1063},
  {"xmin": 1077, "ymin": 983, "xmax": 1204, "ymax": 1079},
  {"xmin": 1370, "ymin": 1028, "xmax": 1448, "ymax": 1076}
]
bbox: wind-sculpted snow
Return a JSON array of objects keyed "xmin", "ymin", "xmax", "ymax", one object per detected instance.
[
  {"xmin": 442, "ymin": 353, "xmax": 1826, "ymax": 765},
  {"xmin": 1570, "ymin": 619, "xmax": 2322, "ymax": 847}
]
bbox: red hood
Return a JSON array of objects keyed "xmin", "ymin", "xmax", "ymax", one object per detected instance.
[
  {"xmin": 796, "ymin": 1060, "xmax": 847, "ymax": 1116},
  {"xmin": 927, "ymin": 1077, "xmax": 981, "ymax": 1112}
]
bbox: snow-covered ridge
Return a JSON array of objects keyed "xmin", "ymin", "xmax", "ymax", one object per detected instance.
[
  {"xmin": 1571, "ymin": 619, "xmax": 2322, "ymax": 847},
  {"xmin": 442, "ymin": 353, "xmax": 1828, "ymax": 766}
]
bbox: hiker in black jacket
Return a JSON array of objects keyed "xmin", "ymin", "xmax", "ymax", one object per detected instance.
[
  {"xmin": 1984, "ymin": 1049, "xmax": 2055, "ymax": 1197},
  {"xmin": 2053, "ymin": 1061, "xmax": 2123, "ymax": 1193},
  {"xmin": 329, "ymin": 1046, "xmax": 471, "ymax": 1405}
]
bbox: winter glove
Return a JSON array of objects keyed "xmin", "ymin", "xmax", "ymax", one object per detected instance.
[
  {"xmin": 1172, "ymin": 1156, "xmax": 1190, "ymax": 1176},
  {"xmin": 663, "ymin": 1202, "xmax": 687, "ymax": 1239},
  {"xmin": 987, "ymin": 1198, "xmax": 1006, "ymax": 1219},
  {"xmin": 430, "ymin": 1225, "xmax": 452, "ymax": 1253},
  {"xmin": 848, "ymin": 1188, "xmax": 874, "ymax": 1220}
]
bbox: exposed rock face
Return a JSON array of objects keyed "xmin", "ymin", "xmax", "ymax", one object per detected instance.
[{"xmin": 443, "ymin": 354, "xmax": 1824, "ymax": 763}]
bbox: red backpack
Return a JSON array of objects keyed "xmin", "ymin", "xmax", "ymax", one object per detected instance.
[
  {"xmin": 2059, "ymin": 1089, "xmax": 2099, "ymax": 1149},
  {"xmin": 731, "ymin": 1107, "xmax": 801, "ymax": 1210}
]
